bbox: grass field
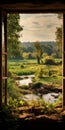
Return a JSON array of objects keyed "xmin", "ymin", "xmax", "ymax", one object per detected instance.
[{"xmin": 7, "ymin": 59, "xmax": 62, "ymax": 87}]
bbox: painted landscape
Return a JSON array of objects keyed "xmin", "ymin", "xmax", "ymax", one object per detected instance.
[
  {"xmin": 6, "ymin": 13, "xmax": 63, "ymax": 117},
  {"xmin": 7, "ymin": 40, "xmax": 62, "ymax": 110}
]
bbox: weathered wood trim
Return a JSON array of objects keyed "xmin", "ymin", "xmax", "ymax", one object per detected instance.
[
  {"xmin": 2, "ymin": 77, "xmax": 7, "ymax": 80},
  {"xmin": 0, "ymin": 10, "xmax": 2, "ymax": 107},
  {"xmin": 4, "ymin": 12, "xmax": 7, "ymax": 105},
  {"xmin": 2, "ymin": 52, "xmax": 7, "ymax": 55},
  {"xmin": 62, "ymin": 14, "xmax": 65, "ymax": 107},
  {"xmin": 0, "ymin": 2, "xmax": 65, "ymax": 12}
]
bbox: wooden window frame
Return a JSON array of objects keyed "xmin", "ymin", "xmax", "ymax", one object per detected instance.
[{"xmin": 0, "ymin": 3, "xmax": 65, "ymax": 108}]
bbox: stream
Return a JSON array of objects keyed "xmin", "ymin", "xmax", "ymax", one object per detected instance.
[
  {"xmin": 22, "ymin": 93, "xmax": 61, "ymax": 103},
  {"xmin": 16, "ymin": 75, "xmax": 62, "ymax": 103},
  {"xmin": 18, "ymin": 75, "xmax": 34, "ymax": 86}
]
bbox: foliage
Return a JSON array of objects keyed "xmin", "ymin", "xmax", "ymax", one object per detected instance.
[
  {"xmin": 42, "ymin": 44, "xmax": 54, "ymax": 56},
  {"xmin": 7, "ymin": 78, "xmax": 23, "ymax": 99},
  {"xmin": 55, "ymin": 27, "xmax": 62, "ymax": 57},
  {"xmin": 22, "ymin": 52, "xmax": 29, "ymax": 59},
  {"xmin": 51, "ymin": 53, "xmax": 57, "ymax": 58},
  {"xmin": 53, "ymin": 95, "xmax": 62, "ymax": 107},
  {"xmin": 35, "ymin": 67, "xmax": 44, "ymax": 78},
  {"xmin": 55, "ymin": 14, "xmax": 62, "ymax": 57},
  {"xmin": 8, "ymin": 59, "xmax": 62, "ymax": 86},
  {"xmin": 26, "ymin": 97, "xmax": 62, "ymax": 115},
  {"xmin": 32, "ymin": 82, "xmax": 43, "ymax": 89},
  {"xmin": 7, "ymin": 14, "xmax": 23, "ymax": 59},
  {"xmin": 7, "ymin": 98, "xmax": 25, "ymax": 108},
  {"xmin": 21, "ymin": 41, "xmax": 57, "ymax": 59},
  {"xmin": 33, "ymin": 41, "xmax": 44, "ymax": 64},
  {"xmin": 43, "ymin": 56, "xmax": 55, "ymax": 65},
  {"xmin": 20, "ymin": 64, "xmax": 25, "ymax": 68}
]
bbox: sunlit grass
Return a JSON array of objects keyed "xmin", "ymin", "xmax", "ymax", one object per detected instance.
[
  {"xmin": 8, "ymin": 59, "xmax": 62, "ymax": 86},
  {"xmin": 34, "ymin": 76, "xmax": 62, "ymax": 87}
]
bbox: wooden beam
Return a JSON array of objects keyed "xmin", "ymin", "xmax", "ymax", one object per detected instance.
[
  {"xmin": 0, "ymin": 2, "xmax": 65, "ymax": 12},
  {"xmin": 0, "ymin": 10, "xmax": 2, "ymax": 107},
  {"xmin": 4, "ymin": 13, "xmax": 7, "ymax": 105},
  {"xmin": 62, "ymin": 14, "xmax": 65, "ymax": 108}
]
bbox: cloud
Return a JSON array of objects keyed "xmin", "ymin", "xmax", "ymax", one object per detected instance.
[
  {"xmin": 19, "ymin": 13, "xmax": 63, "ymax": 42},
  {"xmin": 33, "ymin": 21, "xmax": 40, "ymax": 25}
]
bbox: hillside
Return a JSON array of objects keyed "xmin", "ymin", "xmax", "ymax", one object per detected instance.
[{"xmin": 21, "ymin": 41, "xmax": 56, "ymax": 48}]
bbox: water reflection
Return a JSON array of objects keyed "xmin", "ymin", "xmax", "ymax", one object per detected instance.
[
  {"xmin": 18, "ymin": 75, "xmax": 34, "ymax": 86},
  {"xmin": 42, "ymin": 92, "xmax": 61, "ymax": 103},
  {"xmin": 22, "ymin": 93, "xmax": 61, "ymax": 103}
]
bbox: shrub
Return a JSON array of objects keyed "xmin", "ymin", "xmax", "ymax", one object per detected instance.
[
  {"xmin": 48, "ymin": 70, "xmax": 58, "ymax": 77},
  {"xmin": 32, "ymin": 82, "xmax": 42, "ymax": 89},
  {"xmin": 7, "ymin": 98, "xmax": 25, "ymax": 108},
  {"xmin": 44, "ymin": 56, "xmax": 55, "ymax": 65},
  {"xmin": 20, "ymin": 64, "xmax": 25, "ymax": 68},
  {"xmin": 35, "ymin": 67, "xmax": 43, "ymax": 78},
  {"xmin": 7, "ymin": 78, "xmax": 22, "ymax": 99}
]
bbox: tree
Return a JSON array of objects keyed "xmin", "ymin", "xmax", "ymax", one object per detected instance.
[
  {"xmin": 22, "ymin": 52, "xmax": 29, "ymax": 59},
  {"xmin": 55, "ymin": 14, "xmax": 62, "ymax": 58},
  {"xmin": 7, "ymin": 14, "xmax": 23, "ymax": 59},
  {"xmin": 55, "ymin": 27, "xmax": 62, "ymax": 57},
  {"xmin": 34, "ymin": 41, "xmax": 44, "ymax": 64},
  {"xmin": 43, "ymin": 44, "xmax": 53, "ymax": 55}
]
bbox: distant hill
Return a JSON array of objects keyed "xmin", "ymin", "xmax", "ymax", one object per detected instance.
[{"xmin": 21, "ymin": 41, "xmax": 56, "ymax": 48}]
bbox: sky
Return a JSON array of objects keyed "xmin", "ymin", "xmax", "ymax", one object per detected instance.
[{"xmin": 19, "ymin": 13, "xmax": 63, "ymax": 42}]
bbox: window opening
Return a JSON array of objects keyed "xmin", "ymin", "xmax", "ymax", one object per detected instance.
[{"xmin": 7, "ymin": 13, "xmax": 63, "ymax": 113}]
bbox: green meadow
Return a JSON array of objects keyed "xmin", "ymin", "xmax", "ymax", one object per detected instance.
[{"xmin": 8, "ymin": 59, "xmax": 62, "ymax": 87}]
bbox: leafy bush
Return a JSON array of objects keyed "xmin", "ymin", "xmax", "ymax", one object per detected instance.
[
  {"xmin": 48, "ymin": 70, "xmax": 58, "ymax": 77},
  {"xmin": 7, "ymin": 98, "xmax": 25, "ymax": 108},
  {"xmin": 35, "ymin": 67, "xmax": 43, "ymax": 78},
  {"xmin": 44, "ymin": 56, "xmax": 55, "ymax": 65},
  {"xmin": 20, "ymin": 64, "xmax": 25, "ymax": 68},
  {"xmin": 32, "ymin": 82, "xmax": 42, "ymax": 89},
  {"xmin": 7, "ymin": 78, "xmax": 22, "ymax": 99}
]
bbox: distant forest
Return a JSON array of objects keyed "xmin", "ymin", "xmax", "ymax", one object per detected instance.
[
  {"xmin": 8, "ymin": 41, "xmax": 62, "ymax": 59},
  {"xmin": 21, "ymin": 41, "xmax": 56, "ymax": 53}
]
